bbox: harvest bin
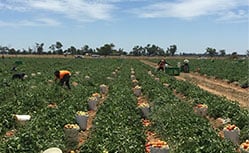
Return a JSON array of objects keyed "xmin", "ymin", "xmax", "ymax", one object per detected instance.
[
  {"xmin": 64, "ymin": 124, "xmax": 80, "ymax": 149},
  {"xmin": 165, "ymin": 67, "xmax": 180, "ymax": 76},
  {"xmin": 75, "ymin": 111, "xmax": 88, "ymax": 131}
]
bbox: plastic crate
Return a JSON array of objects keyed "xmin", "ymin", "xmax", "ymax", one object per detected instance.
[{"xmin": 165, "ymin": 67, "xmax": 180, "ymax": 76}]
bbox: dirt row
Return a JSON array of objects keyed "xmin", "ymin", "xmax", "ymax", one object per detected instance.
[
  {"xmin": 140, "ymin": 60, "xmax": 249, "ymax": 109},
  {"xmin": 78, "ymin": 94, "xmax": 107, "ymax": 146}
]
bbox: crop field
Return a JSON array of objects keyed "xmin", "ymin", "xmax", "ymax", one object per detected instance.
[
  {"xmin": 148, "ymin": 58, "xmax": 249, "ymax": 85},
  {"xmin": 0, "ymin": 57, "xmax": 248, "ymax": 153}
]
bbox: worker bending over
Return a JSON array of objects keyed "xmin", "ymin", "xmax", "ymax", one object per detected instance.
[{"xmin": 54, "ymin": 70, "xmax": 71, "ymax": 89}]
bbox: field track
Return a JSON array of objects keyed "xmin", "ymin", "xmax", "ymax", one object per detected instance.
[{"xmin": 140, "ymin": 60, "xmax": 249, "ymax": 109}]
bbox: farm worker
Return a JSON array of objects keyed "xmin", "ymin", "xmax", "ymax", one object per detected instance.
[
  {"xmin": 157, "ymin": 59, "xmax": 166, "ymax": 71},
  {"xmin": 54, "ymin": 70, "xmax": 71, "ymax": 89},
  {"xmin": 182, "ymin": 59, "xmax": 189, "ymax": 73},
  {"xmin": 157, "ymin": 59, "xmax": 171, "ymax": 71}
]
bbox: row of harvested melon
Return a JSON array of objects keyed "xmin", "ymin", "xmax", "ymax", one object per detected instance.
[{"xmin": 131, "ymin": 68, "xmax": 170, "ymax": 153}]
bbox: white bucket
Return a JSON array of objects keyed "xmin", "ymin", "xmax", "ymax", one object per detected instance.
[
  {"xmin": 14, "ymin": 114, "xmax": 31, "ymax": 125},
  {"xmin": 43, "ymin": 147, "xmax": 62, "ymax": 153},
  {"xmin": 76, "ymin": 115, "xmax": 88, "ymax": 130},
  {"xmin": 14, "ymin": 115, "xmax": 31, "ymax": 121}
]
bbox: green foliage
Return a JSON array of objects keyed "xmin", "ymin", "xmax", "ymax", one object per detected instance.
[
  {"xmin": 133, "ymin": 61, "xmax": 238, "ymax": 153},
  {"xmin": 0, "ymin": 58, "xmax": 248, "ymax": 153},
  {"xmin": 0, "ymin": 58, "xmax": 125, "ymax": 152},
  {"xmin": 148, "ymin": 61, "xmax": 249, "ymax": 144},
  {"xmin": 150, "ymin": 58, "xmax": 249, "ymax": 86}
]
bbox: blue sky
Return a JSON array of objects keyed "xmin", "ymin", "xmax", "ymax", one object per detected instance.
[{"xmin": 0, "ymin": 0, "xmax": 248, "ymax": 54}]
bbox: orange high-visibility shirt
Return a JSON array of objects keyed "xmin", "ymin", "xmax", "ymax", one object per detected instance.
[{"xmin": 59, "ymin": 70, "xmax": 71, "ymax": 79}]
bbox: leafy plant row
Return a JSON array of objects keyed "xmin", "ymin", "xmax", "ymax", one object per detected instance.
[
  {"xmin": 79, "ymin": 59, "xmax": 146, "ymax": 152},
  {"xmin": 156, "ymin": 70, "xmax": 249, "ymax": 142},
  {"xmin": 149, "ymin": 58, "xmax": 249, "ymax": 85},
  {"xmin": 0, "ymin": 58, "xmax": 122, "ymax": 152},
  {"xmin": 131, "ymin": 60, "xmax": 238, "ymax": 153},
  {"xmin": 0, "ymin": 58, "xmax": 247, "ymax": 152}
]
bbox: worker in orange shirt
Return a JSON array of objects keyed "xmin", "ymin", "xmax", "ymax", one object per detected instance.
[{"xmin": 54, "ymin": 70, "xmax": 71, "ymax": 89}]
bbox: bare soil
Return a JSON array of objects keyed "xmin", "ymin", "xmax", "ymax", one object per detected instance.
[{"xmin": 140, "ymin": 60, "xmax": 249, "ymax": 109}]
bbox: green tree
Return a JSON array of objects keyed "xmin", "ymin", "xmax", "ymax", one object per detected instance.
[
  {"xmin": 96, "ymin": 43, "xmax": 115, "ymax": 56},
  {"xmin": 55, "ymin": 41, "xmax": 63, "ymax": 54},
  {"xmin": 66, "ymin": 46, "xmax": 77, "ymax": 55},
  {"xmin": 28, "ymin": 47, "xmax": 33, "ymax": 54},
  {"xmin": 145, "ymin": 44, "xmax": 165, "ymax": 56},
  {"xmin": 49, "ymin": 44, "xmax": 56, "ymax": 53},
  {"xmin": 145, "ymin": 44, "xmax": 153, "ymax": 56},
  {"xmin": 117, "ymin": 48, "xmax": 127, "ymax": 55},
  {"xmin": 205, "ymin": 47, "xmax": 217, "ymax": 57},
  {"xmin": 219, "ymin": 49, "xmax": 226, "ymax": 56},
  {"xmin": 130, "ymin": 45, "xmax": 144, "ymax": 56},
  {"xmin": 16, "ymin": 49, "xmax": 21, "ymax": 54},
  {"xmin": 165, "ymin": 48, "xmax": 170, "ymax": 56},
  {"xmin": 169, "ymin": 44, "xmax": 177, "ymax": 56},
  {"xmin": 36, "ymin": 43, "xmax": 44, "ymax": 54},
  {"xmin": 0, "ymin": 46, "xmax": 9, "ymax": 54},
  {"xmin": 81, "ymin": 45, "xmax": 94, "ymax": 55},
  {"xmin": 49, "ymin": 42, "xmax": 63, "ymax": 54},
  {"xmin": 8, "ymin": 48, "xmax": 16, "ymax": 54},
  {"xmin": 21, "ymin": 48, "xmax": 27, "ymax": 54}
]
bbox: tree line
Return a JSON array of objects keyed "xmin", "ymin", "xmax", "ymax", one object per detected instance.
[
  {"xmin": 0, "ymin": 42, "xmax": 247, "ymax": 56},
  {"xmin": 0, "ymin": 42, "xmax": 177, "ymax": 56}
]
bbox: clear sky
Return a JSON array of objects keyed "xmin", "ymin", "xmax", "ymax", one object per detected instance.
[{"xmin": 0, "ymin": 0, "xmax": 248, "ymax": 54}]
